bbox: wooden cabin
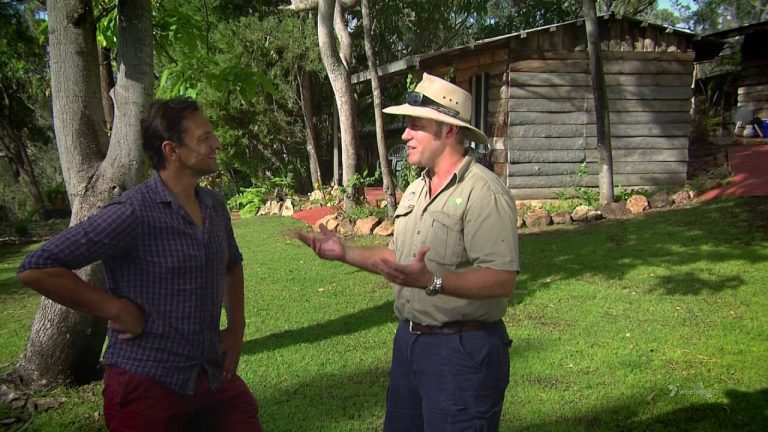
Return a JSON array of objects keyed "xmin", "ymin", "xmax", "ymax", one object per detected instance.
[{"xmin": 355, "ymin": 14, "xmax": 719, "ymax": 199}]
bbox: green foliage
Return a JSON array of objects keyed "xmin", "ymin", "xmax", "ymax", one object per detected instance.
[
  {"xmin": 541, "ymin": 199, "xmax": 583, "ymax": 215},
  {"xmin": 345, "ymin": 203, "xmax": 377, "ymax": 223},
  {"xmin": 227, "ymin": 186, "xmax": 267, "ymax": 218},
  {"xmin": 395, "ymin": 161, "xmax": 421, "ymax": 192},
  {"xmin": 226, "ymin": 174, "xmax": 296, "ymax": 217},
  {"xmin": 672, "ymin": 0, "xmax": 766, "ymax": 32},
  {"xmin": 43, "ymin": 182, "xmax": 66, "ymax": 205},
  {"xmin": 553, "ymin": 162, "xmax": 600, "ymax": 208}
]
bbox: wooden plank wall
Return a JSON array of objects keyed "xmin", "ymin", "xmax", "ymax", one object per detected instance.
[
  {"xmin": 497, "ymin": 19, "xmax": 693, "ymax": 199},
  {"xmin": 421, "ymin": 17, "xmax": 696, "ymax": 199},
  {"xmin": 738, "ymin": 59, "xmax": 768, "ymax": 120}
]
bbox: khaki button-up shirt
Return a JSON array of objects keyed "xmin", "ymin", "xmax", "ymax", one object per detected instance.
[{"xmin": 391, "ymin": 156, "xmax": 519, "ymax": 325}]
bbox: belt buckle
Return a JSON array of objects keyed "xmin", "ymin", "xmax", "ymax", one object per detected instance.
[{"xmin": 409, "ymin": 321, "xmax": 422, "ymax": 334}]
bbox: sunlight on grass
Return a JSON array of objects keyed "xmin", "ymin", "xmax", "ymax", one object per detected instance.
[{"xmin": 1, "ymin": 198, "xmax": 766, "ymax": 431}]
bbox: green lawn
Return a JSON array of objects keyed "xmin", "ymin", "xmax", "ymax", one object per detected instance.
[{"xmin": 1, "ymin": 197, "xmax": 767, "ymax": 431}]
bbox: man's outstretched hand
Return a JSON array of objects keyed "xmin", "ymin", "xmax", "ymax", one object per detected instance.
[
  {"xmin": 294, "ymin": 224, "xmax": 346, "ymax": 261},
  {"xmin": 377, "ymin": 245, "xmax": 433, "ymax": 289}
]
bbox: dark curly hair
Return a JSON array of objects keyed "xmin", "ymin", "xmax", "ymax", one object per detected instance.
[{"xmin": 141, "ymin": 97, "xmax": 200, "ymax": 171}]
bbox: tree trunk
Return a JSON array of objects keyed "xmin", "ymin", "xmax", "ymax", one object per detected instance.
[
  {"xmin": 285, "ymin": 0, "xmax": 356, "ymax": 11},
  {"xmin": 298, "ymin": 66, "xmax": 322, "ymax": 188},
  {"xmin": 13, "ymin": 0, "xmax": 153, "ymax": 388},
  {"xmin": 334, "ymin": 0, "xmax": 353, "ymax": 70},
  {"xmin": 98, "ymin": 46, "xmax": 116, "ymax": 134},
  {"xmin": 583, "ymin": 0, "xmax": 614, "ymax": 205},
  {"xmin": 361, "ymin": 0, "xmax": 396, "ymax": 217},
  {"xmin": 0, "ymin": 127, "xmax": 45, "ymax": 209},
  {"xmin": 317, "ymin": 0, "xmax": 358, "ymax": 208}
]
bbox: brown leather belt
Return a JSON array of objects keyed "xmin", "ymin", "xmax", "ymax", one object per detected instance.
[{"xmin": 408, "ymin": 320, "xmax": 490, "ymax": 335}]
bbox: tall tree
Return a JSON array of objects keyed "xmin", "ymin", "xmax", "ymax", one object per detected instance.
[
  {"xmin": 0, "ymin": 2, "xmax": 49, "ymax": 211},
  {"xmin": 361, "ymin": 0, "xmax": 396, "ymax": 217},
  {"xmin": 674, "ymin": 0, "xmax": 768, "ymax": 32},
  {"xmin": 13, "ymin": 0, "xmax": 153, "ymax": 387},
  {"xmin": 583, "ymin": 0, "xmax": 614, "ymax": 205},
  {"xmin": 298, "ymin": 65, "xmax": 323, "ymax": 188},
  {"xmin": 288, "ymin": 0, "xmax": 360, "ymax": 206}
]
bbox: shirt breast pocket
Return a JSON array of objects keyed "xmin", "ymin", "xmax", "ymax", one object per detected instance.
[{"xmin": 427, "ymin": 210, "xmax": 464, "ymax": 265}]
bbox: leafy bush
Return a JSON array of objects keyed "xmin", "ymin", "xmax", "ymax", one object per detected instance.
[
  {"xmin": 395, "ymin": 162, "xmax": 420, "ymax": 192},
  {"xmin": 227, "ymin": 186, "xmax": 267, "ymax": 218},
  {"xmin": 542, "ymin": 199, "xmax": 583, "ymax": 215},
  {"xmin": 345, "ymin": 203, "xmax": 376, "ymax": 223},
  {"xmin": 553, "ymin": 162, "xmax": 599, "ymax": 208},
  {"xmin": 614, "ymin": 185, "xmax": 652, "ymax": 202}
]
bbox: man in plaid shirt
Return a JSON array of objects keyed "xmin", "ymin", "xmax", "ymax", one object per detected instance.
[{"xmin": 18, "ymin": 98, "xmax": 262, "ymax": 431}]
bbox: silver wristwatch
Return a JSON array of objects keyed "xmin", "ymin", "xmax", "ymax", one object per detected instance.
[{"xmin": 425, "ymin": 274, "xmax": 442, "ymax": 296}]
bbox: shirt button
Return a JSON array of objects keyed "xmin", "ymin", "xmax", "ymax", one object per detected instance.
[
  {"xmin": 412, "ymin": 253, "xmax": 416, "ymax": 258},
  {"xmin": 416, "ymin": 230, "xmax": 420, "ymax": 235}
]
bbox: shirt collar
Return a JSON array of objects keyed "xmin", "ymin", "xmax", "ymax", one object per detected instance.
[
  {"xmin": 421, "ymin": 156, "xmax": 474, "ymax": 184},
  {"xmin": 149, "ymin": 171, "xmax": 212, "ymax": 206}
]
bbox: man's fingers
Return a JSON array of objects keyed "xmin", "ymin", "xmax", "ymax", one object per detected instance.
[
  {"xmin": 293, "ymin": 230, "xmax": 312, "ymax": 246},
  {"xmin": 319, "ymin": 223, "xmax": 332, "ymax": 237},
  {"xmin": 415, "ymin": 246, "xmax": 430, "ymax": 263}
]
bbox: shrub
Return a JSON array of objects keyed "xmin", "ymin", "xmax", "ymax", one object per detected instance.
[{"xmin": 345, "ymin": 203, "xmax": 376, "ymax": 223}]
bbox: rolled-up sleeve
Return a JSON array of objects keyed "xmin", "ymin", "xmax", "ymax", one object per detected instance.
[
  {"xmin": 18, "ymin": 200, "xmax": 139, "ymax": 274},
  {"xmin": 463, "ymin": 190, "xmax": 520, "ymax": 272}
]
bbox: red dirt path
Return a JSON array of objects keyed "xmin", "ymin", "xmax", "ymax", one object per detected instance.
[
  {"xmin": 699, "ymin": 145, "xmax": 768, "ymax": 200},
  {"xmin": 291, "ymin": 187, "xmax": 401, "ymax": 226}
]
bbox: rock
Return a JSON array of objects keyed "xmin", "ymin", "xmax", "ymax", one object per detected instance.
[
  {"xmin": 325, "ymin": 218, "xmax": 341, "ymax": 232},
  {"xmin": 354, "ymin": 216, "xmax": 381, "ymax": 235},
  {"xmin": 572, "ymin": 205, "xmax": 593, "ymax": 222},
  {"xmin": 709, "ymin": 165, "xmax": 731, "ymax": 180},
  {"xmin": 586, "ymin": 211, "xmax": 603, "ymax": 222},
  {"xmin": 626, "ymin": 195, "xmax": 650, "ymax": 214},
  {"xmin": 268, "ymin": 200, "xmax": 283, "ymax": 215},
  {"xmin": 600, "ymin": 202, "xmax": 630, "ymax": 219},
  {"xmin": 649, "ymin": 191, "xmax": 673, "ymax": 209},
  {"xmin": 703, "ymin": 178, "xmax": 720, "ymax": 191},
  {"xmin": 552, "ymin": 211, "xmax": 573, "ymax": 224},
  {"xmin": 523, "ymin": 209, "xmax": 553, "ymax": 229},
  {"xmin": 373, "ymin": 219, "xmax": 394, "ymax": 236},
  {"xmin": 671, "ymin": 190, "xmax": 691, "ymax": 205},
  {"xmin": 300, "ymin": 202, "xmax": 313, "ymax": 211},
  {"xmin": 309, "ymin": 190, "xmax": 324, "ymax": 202},
  {"xmin": 229, "ymin": 211, "xmax": 241, "ymax": 221},
  {"xmin": 257, "ymin": 203, "xmax": 270, "ymax": 216},
  {"xmin": 28, "ymin": 397, "xmax": 66, "ymax": 413},
  {"xmin": 313, "ymin": 214, "xmax": 337, "ymax": 232},
  {"xmin": 516, "ymin": 217, "xmax": 524, "ymax": 228},
  {"xmin": 380, "ymin": 199, "xmax": 388, "ymax": 209},
  {"xmin": 280, "ymin": 199, "xmax": 294, "ymax": 217},
  {"xmin": 336, "ymin": 219, "xmax": 354, "ymax": 236}
]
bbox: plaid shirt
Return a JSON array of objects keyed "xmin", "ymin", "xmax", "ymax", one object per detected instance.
[{"xmin": 19, "ymin": 173, "xmax": 243, "ymax": 395}]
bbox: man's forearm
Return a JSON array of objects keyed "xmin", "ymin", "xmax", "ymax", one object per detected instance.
[
  {"xmin": 343, "ymin": 246, "xmax": 395, "ymax": 275},
  {"xmin": 439, "ymin": 268, "xmax": 517, "ymax": 299},
  {"xmin": 18, "ymin": 267, "xmax": 123, "ymax": 320},
  {"xmin": 223, "ymin": 263, "xmax": 246, "ymax": 333}
]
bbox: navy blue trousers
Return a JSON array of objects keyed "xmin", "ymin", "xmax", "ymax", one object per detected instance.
[{"xmin": 383, "ymin": 320, "xmax": 511, "ymax": 432}]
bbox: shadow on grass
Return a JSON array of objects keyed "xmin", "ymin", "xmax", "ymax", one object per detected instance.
[
  {"xmin": 512, "ymin": 387, "xmax": 768, "ymax": 431},
  {"xmin": 256, "ymin": 364, "xmax": 390, "ymax": 431},
  {"xmin": 513, "ymin": 197, "xmax": 768, "ymax": 305},
  {"xmin": 242, "ymin": 300, "xmax": 395, "ymax": 355}
]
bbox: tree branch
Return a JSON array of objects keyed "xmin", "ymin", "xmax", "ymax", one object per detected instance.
[{"xmin": 283, "ymin": 0, "xmax": 357, "ymax": 12}]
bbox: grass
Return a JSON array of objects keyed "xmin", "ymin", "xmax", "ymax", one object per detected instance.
[{"xmin": 1, "ymin": 197, "xmax": 767, "ymax": 431}]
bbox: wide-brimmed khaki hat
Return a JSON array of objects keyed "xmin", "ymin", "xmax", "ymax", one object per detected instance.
[{"xmin": 383, "ymin": 72, "xmax": 487, "ymax": 144}]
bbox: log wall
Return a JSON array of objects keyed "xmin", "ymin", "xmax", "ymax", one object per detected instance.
[{"xmin": 420, "ymin": 16, "xmax": 696, "ymax": 199}]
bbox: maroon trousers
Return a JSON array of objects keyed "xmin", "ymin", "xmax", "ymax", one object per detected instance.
[{"xmin": 103, "ymin": 365, "xmax": 262, "ymax": 432}]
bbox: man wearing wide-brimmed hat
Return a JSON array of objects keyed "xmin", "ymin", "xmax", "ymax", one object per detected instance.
[{"xmin": 297, "ymin": 73, "xmax": 519, "ymax": 431}]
